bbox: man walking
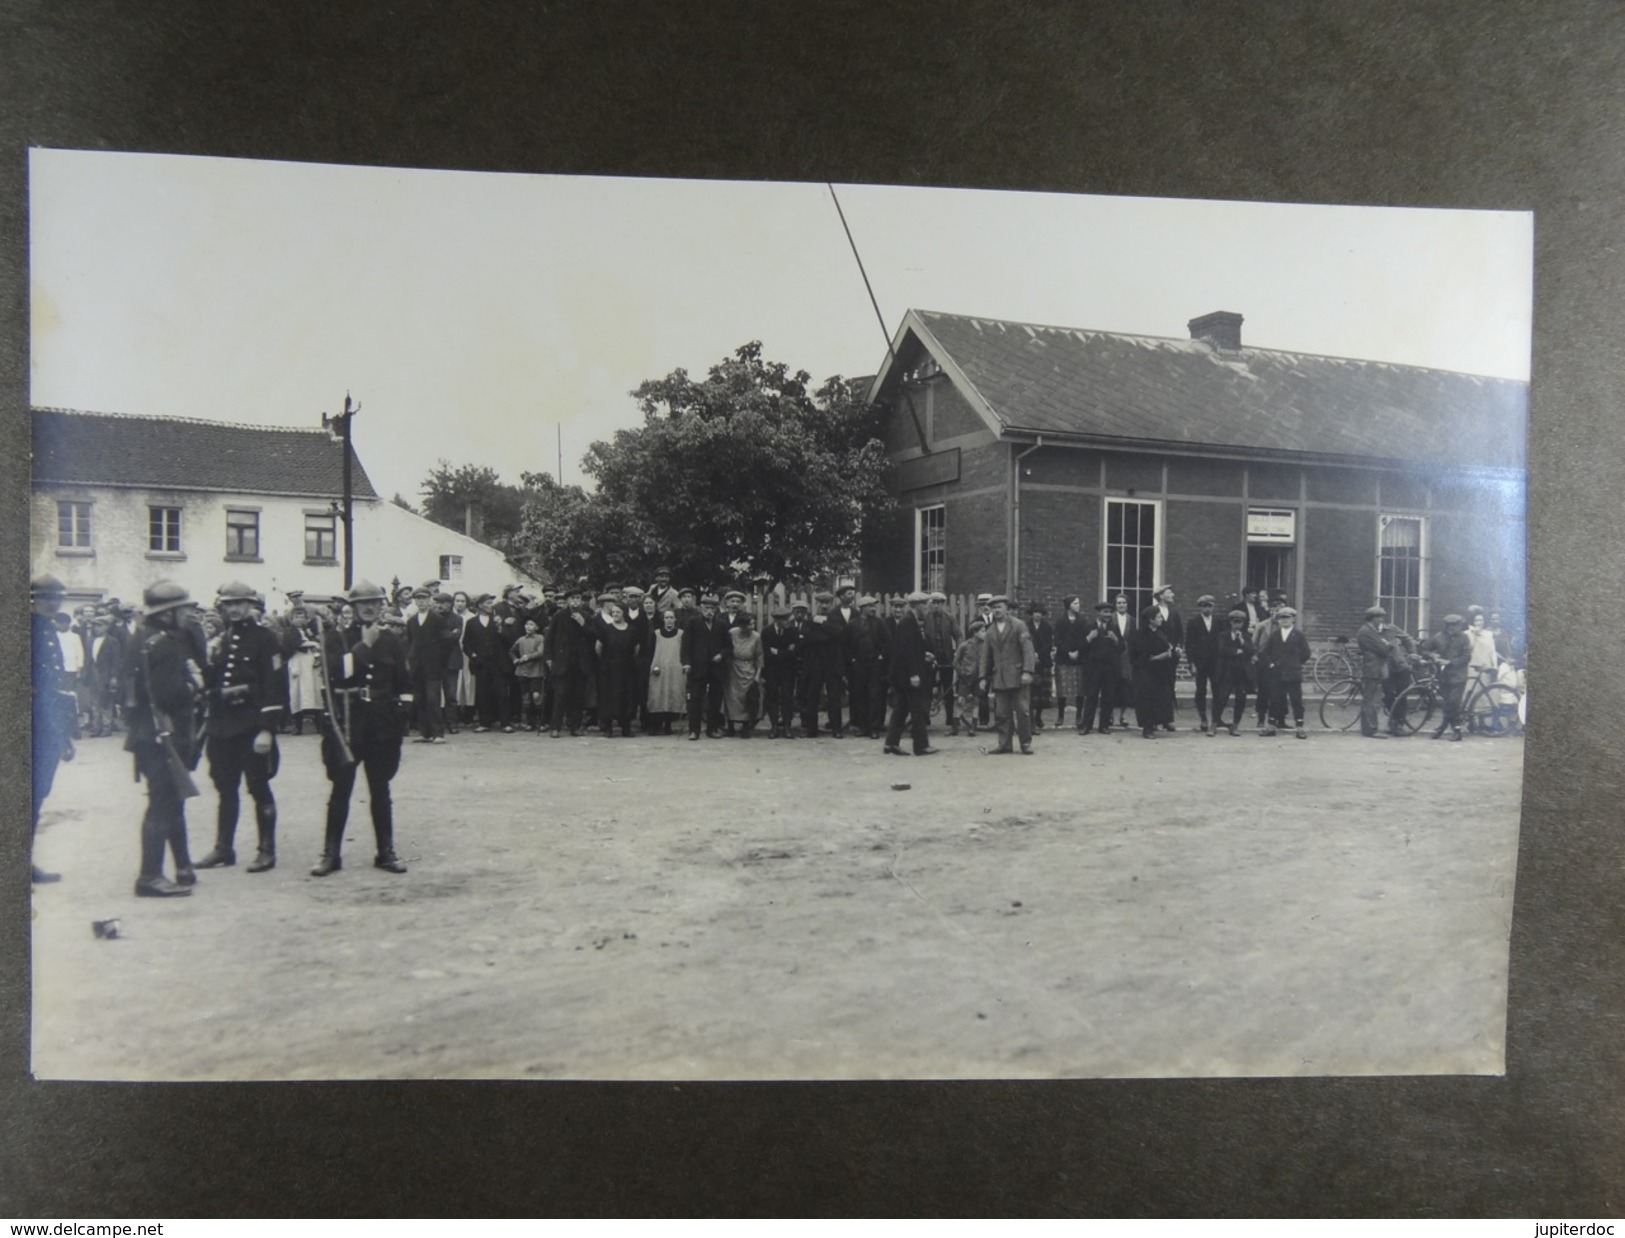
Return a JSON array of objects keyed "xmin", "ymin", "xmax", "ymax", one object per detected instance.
[
  {"xmin": 977, "ymin": 595, "xmax": 1037, "ymax": 755},
  {"xmin": 196, "ymin": 581, "xmax": 286, "ymax": 872}
]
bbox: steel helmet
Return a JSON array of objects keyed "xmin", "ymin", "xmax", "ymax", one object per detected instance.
[{"xmin": 142, "ymin": 580, "xmax": 193, "ymax": 615}]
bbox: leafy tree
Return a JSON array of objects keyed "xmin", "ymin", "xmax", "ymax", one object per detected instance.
[
  {"xmin": 419, "ymin": 461, "xmax": 525, "ymax": 550},
  {"xmin": 580, "ymin": 342, "xmax": 893, "ymax": 587}
]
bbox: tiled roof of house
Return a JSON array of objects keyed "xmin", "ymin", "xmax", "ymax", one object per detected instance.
[
  {"xmin": 878, "ymin": 311, "xmax": 1527, "ymax": 471},
  {"xmin": 30, "ymin": 408, "xmax": 380, "ymax": 499}
]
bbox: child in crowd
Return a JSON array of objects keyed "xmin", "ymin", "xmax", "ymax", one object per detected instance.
[
  {"xmin": 952, "ymin": 619, "xmax": 987, "ymax": 736},
  {"xmin": 510, "ymin": 617, "xmax": 548, "ymax": 732}
]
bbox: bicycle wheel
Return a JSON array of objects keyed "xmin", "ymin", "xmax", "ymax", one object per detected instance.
[
  {"xmin": 1318, "ymin": 678, "xmax": 1362, "ymax": 731},
  {"xmin": 1467, "ymin": 684, "xmax": 1522, "ymax": 736},
  {"xmin": 1312, "ymin": 651, "xmax": 1351, "ymax": 692},
  {"xmin": 1389, "ymin": 684, "xmax": 1435, "ymax": 735}
]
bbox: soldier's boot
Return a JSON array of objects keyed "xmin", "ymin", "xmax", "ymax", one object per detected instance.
[
  {"xmin": 196, "ymin": 797, "xmax": 238, "ymax": 868},
  {"xmin": 373, "ymin": 822, "xmax": 408, "ymax": 874},
  {"xmin": 311, "ymin": 808, "xmax": 345, "ymax": 877},
  {"xmin": 247, "ymin": 799, "xmax": 276, "ymax": 873}
]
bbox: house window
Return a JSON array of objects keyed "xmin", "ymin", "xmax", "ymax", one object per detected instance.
[
  {"xmin": 439, "ymin": 554, "xmax": 463, "ymax": 581},
  {"xmin": 57, "ymin": 501, "xmax": 92, "ymax": 549},
  {"xmin": 1104, "ymin": 497, "xmax": 1161, "ymax": 618},
  {"xmin": 225, "ymin": 509, "xmax": 261, "ymax": 560},
  {"xmin": 304, "ymin": 512, "xmax": 338, "ymax": 562},
  {"xmin": 1246, "ymin": 507, "xmax": 1297, "ymax": 599},
  {"xmin": 915, "ymin": 505, "xmax": 946, "ymax": 593},
  {"xmin": 148, "ymin": 506, "xmax": 183, "ymax": 554},
  {"xmin": 1379, "ymin": 514, "xmax": 1426, "ymax": 635}
]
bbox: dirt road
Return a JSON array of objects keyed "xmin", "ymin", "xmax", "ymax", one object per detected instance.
[{"xmin": 29, "ymin": 721, "xmax": 1523, "ymax": 1080}]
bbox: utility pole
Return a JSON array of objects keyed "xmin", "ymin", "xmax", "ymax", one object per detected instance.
[{"xmin": 324, "ymin": 393, "xmax": 361, "ymax": 591}]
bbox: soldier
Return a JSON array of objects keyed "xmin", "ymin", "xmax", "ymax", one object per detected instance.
[
  {"xmin": 30, "ymin": 574, "xmax": 73, "ymax": 883},
  {"xmin": 310, "ymin": 580, "xmax": 410, "ymax": 877},
  {"xmin": 124, "ymin": 580, "xmax": 206, "ymax": 897},
  {"xmin": 195, "ymin": 581, "xmax": 286, "ymax": 873}
]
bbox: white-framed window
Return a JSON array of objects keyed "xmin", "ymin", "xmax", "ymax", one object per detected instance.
[
  {"xmin": 225, "ymin": 508, "xmax": 261, "ymax": 560},
  {"xmin": 148, "ymin": 506, "xmax": 183, "ymax": 554},
  {"xmin": 1378, "ymin": 514, "xmax": 1426, "ymax": 636},
  {"xmin": 1103, "ymin": 497, "xmax": 1162, "ymax": 618},
  {"xmin": 304, "ymin": 512, "xmax": 338, "ymax": 563},
  {"xmin": 915, "ymin": 504, "xmax": 945, "ymax": 593},
  {"xmin": 56, "ymin": 500, "xmax": 92, "ymax": 550},
  {"xmin": 439, "ymin": 554, "xmax": 463, "ymax": 581}
]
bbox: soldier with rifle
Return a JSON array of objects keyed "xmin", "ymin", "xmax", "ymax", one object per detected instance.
[
  {"xmin": 124, "ymin": 580, "xmax": 206, "ymax": 898},
  {"xmin": 310, "ymin": 580, "xmax": 410, "ymax": 877},
  {"xmin": 196, "ymin": 581, "xmax": 287, "ymax": 873}
]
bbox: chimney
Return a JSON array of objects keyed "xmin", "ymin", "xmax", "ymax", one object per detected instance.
[{"xmin": 1188, "ymin": 311, "xmax": 1244, "ymax": 352}]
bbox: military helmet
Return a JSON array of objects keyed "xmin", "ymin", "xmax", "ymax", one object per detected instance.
[
  {"xmin": 347, "ymin": 579, "xmax": 389, "ymax": 604},
  {"xmin": 216, "ymin": 580, "xmax": 257, "ymax": 604},
  {"xmin": 142, "ymin": 580, "xmax": 193, "ymax": 615},
  {"xmin": 30, "ymin": 573, "xmax": 66, "ymax": 598}
]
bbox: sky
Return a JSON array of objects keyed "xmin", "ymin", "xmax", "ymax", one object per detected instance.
[{"xmin": 29, "ymin": 149, "xmax": 1532, "ymax": 503}]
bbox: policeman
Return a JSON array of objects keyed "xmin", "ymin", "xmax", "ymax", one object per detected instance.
[
  {"xmin": 196, "ymin": 581, "xmax": 286, "ymax": 872},
  {"xmin": 30, "ymin": 573, "xmax": 71, "ymax": 883},
  {"xmin": 125, "ymin": 580, "xmax": 205, "ymax": 897},
  {"xmin": 311, "ymin": 580, "xmax": 410, "ymax": 877}
]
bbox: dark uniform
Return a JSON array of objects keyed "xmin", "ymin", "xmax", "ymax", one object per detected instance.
[
  {"xmin": 124, "ymin": 581, "xmax": 204, "ymax": 896},
  {"xmin": 30, "ymin": 575, "xmax": 73, "ymax": 883},
  {"xmin": 312, "ymin": 581, "xmax": 410, "ymax": 876},
  {"xmin": 198, "ymin": 582, "xmax": 286, "ymax": 871}
]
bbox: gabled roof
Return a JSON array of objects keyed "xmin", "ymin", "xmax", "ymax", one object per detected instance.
[
  {"xmin": 31, "ymin": 408, "xmax": 380, "ymax": 499},
  {"xmin": 869, "ymin": 310, "xmax": 1527, "ymax": 471}
]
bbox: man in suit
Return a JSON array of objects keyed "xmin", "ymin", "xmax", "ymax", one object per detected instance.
[
  {"xmin": 1213, "ymin": 608, "xmax": 1254, "ymax": 736},
  {"xmin": 882, "ymin": 591, "xmax": 939, "ymax": 757},
  {"xmin": 1184, "ymin": 594, "xmax": 1222, "ymax": 734},
  {"xmin": 1148, "ymin": 585, "xmax": 1183, "ymax": 729},
  {"xmin": 681, "ymin": 592, "xmax": 730, "ymax": 739},
  {"xmin": 462, "ymin": 592, "xmax": 514, "ymax": 732},
  {"xmin": 543, "ymin": 585, "xmax": 593, "ymax": 737},
  {"xmin": 407, "ymin": 590, "xmax": 460, "ymax": 744},
  {"xmin": 1423, "ymin": 613, "xmax": 1472, "ymax": 741},
  {"xmin": 1078, "ymin": 600, "xmax": 1123, "ymax": 735},
  {"xmin": 1252, "ymin": 590, "xmax": 1287, "ymax": 732},
  {"xmin": 30, "ymin": 575, "xmax": 74, "ymax": 883},
  {"xmin": 977, "ymin": 594, "xmax": 1037, "ymax": 755},
  {"xmin": 798, "ymin": 591, "xmax": 847, "ymax": 739},
  {"xmin": 1355, "ymin": 605, "xmax": 1397, "ymax": 739},
  {"xmin": 1258, "ymin": 604, "xmax": 1312, "ymax": 738},
  {"xmin": 1026, "ymin": 602, "xmax": 1056, "ymax": 731},
  {"xmin": 1242, "ymin": 586, "xmax": 1270, "ymax": 632},
  {"xmin": 760, "ymin": 603, "xmax": 800, "ymax": 739},
  {"xmin": 847, "ymin": 594, "xmax": 890, "ymax": 739},
  {"xmin": 196, "ymin": 581, "xmax": 287, "ymax": 873},
  {"xmin": 827, "ymin": 584, "xmax": 858, "ymax": 732}
]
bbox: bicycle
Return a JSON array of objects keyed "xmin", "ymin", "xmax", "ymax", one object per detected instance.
[
  {"xmin": 1463, "ymin": 665, "xmax": 1522, "ymax": 737},
  {"xmin": 1311, "ymin": 636, "xmax": 1358, "ymax": 692},
  {"xmin": 1316, "ymin": 676, "xmax": 1364, "ymax": 731}
]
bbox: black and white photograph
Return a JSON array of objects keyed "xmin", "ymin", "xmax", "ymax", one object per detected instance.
[{"xmin": 26, "ymin": 149, "xmax": 1532, "ymax": 1082}]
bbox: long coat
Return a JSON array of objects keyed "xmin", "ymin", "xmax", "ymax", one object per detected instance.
[
  {"xmin": 887, "ymin": 611, "xmax": 933, "ymax": 689},
  {"xmin": 1258, "ymin": 626, "xmax": 1312, "ymax": 683},
  {"xmin": 1129, "ymin": 624, "xmax": 1177, "ymax": 726},
  {"xmin": 977, "ymin": 617, "xmax": 1037, "ymax": 690},
  {"xmin": 1184, "ymin": 612, "xmax": 1221, "ymax": 672},
  {"xmin": 1355, "ymin": 620, "xmax": 1396, "ymax": 679}
]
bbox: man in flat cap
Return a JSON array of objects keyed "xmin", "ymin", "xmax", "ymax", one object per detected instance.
[
  {"xmin": 407, "ymin": 589, "xmax": 460, "ymax": 745},
  {"xmin": 1079, "ymin": 601, "xmax": 1123, "ymax": 735},
  {"xmin": 923, "ymin": 591, "xmax": 960, "ymax": 732},
  {"xmin": 798, "ymin": 591, "xmax": 847, "ymax": 739},
  {"xmin": 1257, "ymin": 605, "xmax": 1311, "ymax": 738},
  {"xmin": 1423, "ymin": 613, "xmax": 1472, "ymax": 740},
  {"xmin": 1185, "ymin": 594, "xmax": 1221, "ymax": 734},
  {"xmin": 883, "ymin": 591, "xmax": 939, "ymax": 756},
  {"xmin": 1026, "ymin": 602, "xmax": 1055, "ymax": 731},
  {"xmin": 543, "ymin": 585, "xmax": 594, "ymax": 737},
  {"xmin": 646, "ymin": 566, "xmax": 678, "ymax": 614},
  {"xmin": 760, "ymin": 602, "xmax": 800, "ymax": 738},
  {"xmin": 978, "ymin": 595, "xmax": 1037, "ymax": 754},
  {"xmin": 681, "ymin": 592, "xmax": 730, "ymax": 739},
  {"xmin": 1213, "ymin": 608, "xmax": 1253, "ymax": 736},
  {"xmin": 462, "ymin": 592, "xmax": 514, "ymax": 732},
  {"xmin": 847, "ymin": 594, "xmax": 890, "ymax": 739},
  {"xmin": 1355, "ymin": 605, "xmax": 1397, "ymax": 739}
]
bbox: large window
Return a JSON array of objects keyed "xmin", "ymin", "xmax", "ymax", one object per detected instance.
[
  {"xmin": 1378, "ymin": 514, "xmax": 1426, "ymax": 635},
  {"xmin": 56, "ymin": 500, "xmax": 92, "ymax": 550},
  {"xmin": 148, "ymin": 506, "xmax": 182, "ymax": 554},
  {"xmin": 304, "ymin": 512, "xmax": 338, "ymax": 562},
  {"xmin": 915, "ymin": 505, "xmax": 946, "ymax": 593},
  {"xmin": 1104, "ymin": 497, "xmax": 1160, "ymax": 617},
  {"xmin": 225, "ymin": 509, "xmax": 261, "ymax": 560}
]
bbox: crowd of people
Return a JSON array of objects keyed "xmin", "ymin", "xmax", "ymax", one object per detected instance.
[{"xmin": 29, "ymin": 566, "xmax": 1523, "ymax": 896}]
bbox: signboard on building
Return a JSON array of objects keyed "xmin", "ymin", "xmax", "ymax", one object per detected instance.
[{"xmin": 1246, "ymin": 507, "xmax": 1296, "ymax": 542}]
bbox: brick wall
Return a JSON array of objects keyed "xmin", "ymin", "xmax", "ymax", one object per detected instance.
[
  {"xmin": 1165, "ymin": 498, "xmax": 1246, "ymax": 602},
  {"xmin": 1302, "ymin": 505, "xmax": 1377, "ymax": 639}
]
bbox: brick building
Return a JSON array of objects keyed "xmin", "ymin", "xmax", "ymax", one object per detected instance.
[
  {"xmin": 31, "ymin": 408, "xmax": 535, "ymax": 609},
  {"xmin": 860, "ymin": 310, "xmax": 1527, "ymax": 639}
]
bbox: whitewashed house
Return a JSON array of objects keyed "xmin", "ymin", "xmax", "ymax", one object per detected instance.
[{"xmin": 31, "ymin": 408, "xmax": 537, "ymax": 609}]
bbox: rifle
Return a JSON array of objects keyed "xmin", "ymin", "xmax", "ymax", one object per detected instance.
[
  {"xmin": 137, "ymin": 634, "xmax": 201, "ymax": 799},
  {"xmin": 309, "ymin": 609, "xmax": 357, "ymax": 767}
]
